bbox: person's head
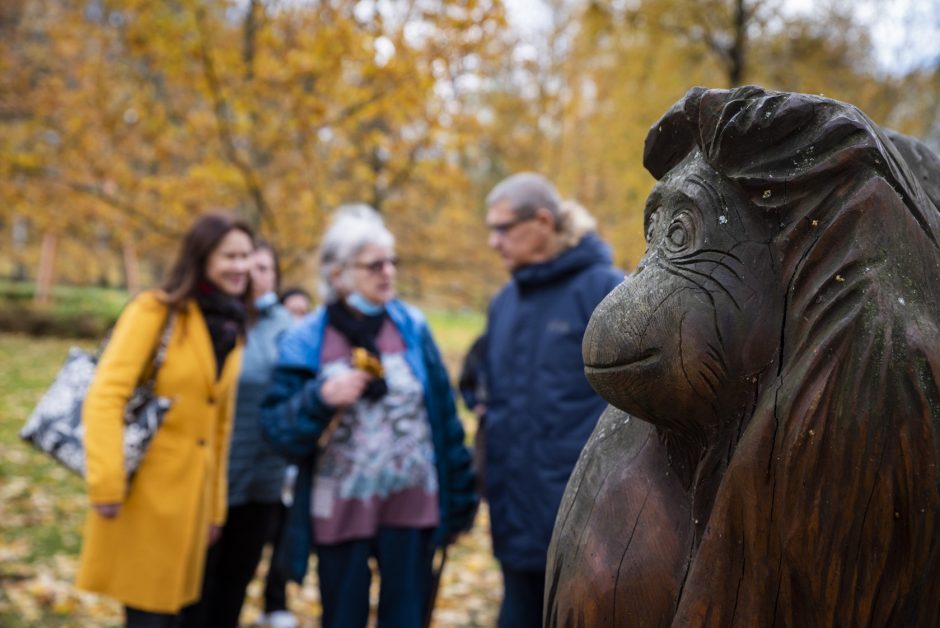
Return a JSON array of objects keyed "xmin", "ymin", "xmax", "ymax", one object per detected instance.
[
  {"xmin": 317, "ymin": 204, "xmax": 397, "ymax": 306},
  {"xmin": 485, "ymin": 172, "xmax": 564, "ymax": 271},
  {"xmin": 162, "ymin": 212, "xmax": 254, "ymax": 305},
  {"xmin": 281, "ymin": 287, "xmax": 312, "ymax": 319},
  {"xmin": 250, "ymin": 240, "xmax": 281, "ymax": 299}
]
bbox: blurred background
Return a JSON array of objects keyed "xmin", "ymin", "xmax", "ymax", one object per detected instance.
[
  {"xmin": 2, "ymin": 0, "xmax": 939, "ymax": 317},
  {"xmin": 2, "ymin": 1, "xmax": 940, "ymax": 624}
]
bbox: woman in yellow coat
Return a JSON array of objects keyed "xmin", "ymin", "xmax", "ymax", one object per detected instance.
[{"xmin": 76, "ymin": 213, "xmax": 254, "ymax": 626}]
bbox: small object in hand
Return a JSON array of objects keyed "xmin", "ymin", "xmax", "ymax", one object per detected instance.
[
  {"xmin": 351, "ymin": 347, "xmax": 383, "ymax": 378},
  {"xmin": 94, "ymin": 503, "xmax": 122, "ymax": 519},
  {"xmin": 319, "ymin": 348, "xmax": 384, "ymax": 450}
]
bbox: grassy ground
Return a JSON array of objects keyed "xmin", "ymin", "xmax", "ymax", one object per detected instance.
[
  {"xmin": 0, "ymin": 281, "xmax": 129, "ymax": 317},
  {"xmin": 0, "ymin": 279, "xmax": 486, "ymax": 346},
  {"xmin": 0, "ymin": 308, "xmax": 498, "ymax": 627},
  {"xmin": 0, "ymin": 281, "xmax": 129, "ymax": 338}
]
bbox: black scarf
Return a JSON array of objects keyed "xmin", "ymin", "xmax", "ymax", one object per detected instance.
[
  {"xmin": 326, "ymin": 301, "xmax": 389, "ymax": 401},
  {"xmin": 195, "ymin": 281, "xmax": 246, "ymax": 377}
]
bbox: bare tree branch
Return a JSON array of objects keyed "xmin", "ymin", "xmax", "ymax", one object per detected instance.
[
  {"xmin": 60, "ymin": 178, "xmax": 182, "ymax": 239},
  {"xmin": 193, "ymin": 4, "xmax": 274, "ymax": 233}
]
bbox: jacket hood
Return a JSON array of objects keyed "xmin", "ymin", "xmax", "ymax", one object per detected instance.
[{"xmin": 513, "ymin": 232, "xmax": 613, "ymax": 288}]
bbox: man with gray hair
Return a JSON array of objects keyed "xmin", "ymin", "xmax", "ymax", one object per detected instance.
[{"xmin": 480, "ymin": 172, "xmax": 623, "ymax": 627}]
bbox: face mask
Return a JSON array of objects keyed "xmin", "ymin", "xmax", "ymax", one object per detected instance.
[
  {"xmin": 255, "ymin": 291, "xmax": 279, "ymax": 310},
  {"xmin": 346, "ymin": 292, "xmax": 385, "ymax": 316}
]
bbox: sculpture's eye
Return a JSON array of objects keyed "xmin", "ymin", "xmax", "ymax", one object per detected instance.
[
  {"xmin": 665, "ymin": 211, "xmax": 696, "ymax": 253},
  {"xmin": 667, "ymin": 224, "xmax": 687, "ymax": 247}
]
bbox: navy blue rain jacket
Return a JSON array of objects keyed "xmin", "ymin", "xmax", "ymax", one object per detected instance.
[
  {"xmin": 483, "ymin": 232, "xmax": 623, "ymax": 571},
  {"xmin": 260, "ymin": 300, "xmax": 478, "ymax": 583}
]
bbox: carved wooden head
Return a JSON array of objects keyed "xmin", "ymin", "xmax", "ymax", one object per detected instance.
[
  {"xmin": 561, "ymin": 86, "xmax": 940, "ymax": 626},
  {"xmin": 585, "ymin": 85, "xmax": 940, "ymax": 441}
]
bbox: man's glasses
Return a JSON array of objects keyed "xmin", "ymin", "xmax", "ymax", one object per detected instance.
[
  {"xmin": 354, "ymin": 257, "xmax": 399, "ymax": 274},
  {"xmin": 486, "ymin": 212, "xmax": 537, "ymax": 236}
]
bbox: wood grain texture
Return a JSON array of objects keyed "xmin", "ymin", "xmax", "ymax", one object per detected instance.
[{"xmin": 546, "ymin": 86, "xmax": 940, "ymax": 628}]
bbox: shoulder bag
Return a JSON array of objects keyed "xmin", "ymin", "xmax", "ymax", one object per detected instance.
[{"xmin": 20, "ymin": 309, "xmax": 177, "ymax": 481}]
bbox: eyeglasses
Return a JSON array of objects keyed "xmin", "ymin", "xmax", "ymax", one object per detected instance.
[
  {"xmin": 486, "ymin": 213, "xmax": 537, "ymax": 236},
  {"xmin": 353, "ymin": 257, "xmax": 399, "ymax": 274}
]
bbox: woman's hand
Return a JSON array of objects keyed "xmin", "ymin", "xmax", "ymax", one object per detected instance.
[
  {"xmin": 93, "ymin": 503, "xmax": 122, "ymax": 519},
  {"xmin": 208, "ymin": 524, "xmax": 223, "ymax": 545},
  {"xmin": 320, "ymin": 370, "xmax": 372, "ymax": 407}
]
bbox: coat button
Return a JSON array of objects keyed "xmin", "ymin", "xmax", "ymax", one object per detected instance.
[
  {"xmin": 196, "ymin": 438, "xmax": 206, "ymax": 446},
  {"xmin": 208, "ymin": 396, "xmax": 216, "ymax": 404}
]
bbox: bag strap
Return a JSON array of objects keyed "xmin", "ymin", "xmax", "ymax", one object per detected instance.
[{"xmin": 140, "ymin": 309, "xmax": 177, "ymax": 393}]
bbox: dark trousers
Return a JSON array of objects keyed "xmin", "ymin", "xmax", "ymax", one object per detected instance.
[
  {"xmin": 316, "ymin": 526, "xmax": 434, "ymax": 628},
  {"xmin": 497, "ymin": 567, "xmax": 545, "ymax": 628},
  {"xmin": 126, "ymin": 606, "xmax": 181, "ymax": 628},
  {"xmin": 183, "ymin": 501, "xmax": 282, "ymax": 628},
  {"xmin": 263, "ymin": 503, "xmax": 290, "ymax": 613}
]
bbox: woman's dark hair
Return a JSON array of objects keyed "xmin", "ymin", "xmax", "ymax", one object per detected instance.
[
  {"xmin": 280, "ymin": 286, "xmax": 311, "ymax": 303},
  {"xmin": 160, "ymin": 212, "xmax": 255, "ymax": 308},
  {"xmin": 254, "ymin": 239, "xmax": 282, "ymax": 294}
]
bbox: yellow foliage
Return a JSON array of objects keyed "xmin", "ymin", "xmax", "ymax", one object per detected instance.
[{"xmin": 0, "ymin": 0, "xmax": 936, "ymax": 305}]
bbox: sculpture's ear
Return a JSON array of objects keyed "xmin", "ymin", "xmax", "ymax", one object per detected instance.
[{"xmin": 643, "ymin": 86, "xmax": 706, "ymax": 179}]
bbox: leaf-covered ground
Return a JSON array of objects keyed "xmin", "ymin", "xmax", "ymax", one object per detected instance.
[{"xmin": 0, "ymin": 331, "xmax": 501, "ymax": 626}]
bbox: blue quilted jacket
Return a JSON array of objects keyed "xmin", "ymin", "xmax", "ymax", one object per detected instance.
[{"xmin": 260, "ymin": 299, "xmax": 478, "ymax": 582}]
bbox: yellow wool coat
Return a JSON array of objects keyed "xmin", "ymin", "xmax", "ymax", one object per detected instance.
[{"xmin": 76, "ymin": 290, "xmax": 243, "ymax": 613}]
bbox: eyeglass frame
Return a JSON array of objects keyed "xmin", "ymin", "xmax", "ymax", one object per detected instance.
[
  {"xmin": 486, "ymin": 205, "xmax": 540, "ymax": 236},
  {"xmin": 351, "ymin": 257, "xmax": 399, "ymax": 274}
]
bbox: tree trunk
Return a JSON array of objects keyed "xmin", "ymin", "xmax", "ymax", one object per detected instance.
[
  {"xmin": 122, "ymin": 240, "xmax": 141, "ymax": 293},
  {"xmin": 728, "ymin": 0, "xmax": 747, "ymax": 86},
  {"xmin": 34, "ymin": 230, "xmax": 57, "ymax": 304}
]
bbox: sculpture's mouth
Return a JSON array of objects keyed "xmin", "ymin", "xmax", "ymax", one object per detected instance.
[
  {"xmin": 584, "ymin": 348, "xmax": 660, "ymax": 374},
  {"xmin": 584, "ymin": 347, "xmax": 661, "ymax": 418}
]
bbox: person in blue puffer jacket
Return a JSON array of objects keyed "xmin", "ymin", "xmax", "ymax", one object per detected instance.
[
  {"xmin": 481, "ymin": 173, "xmax": 624, "ymax": 628},
  {"xmin": 260, "ymin": 205, "xmax": 478, "ymax": 628}
]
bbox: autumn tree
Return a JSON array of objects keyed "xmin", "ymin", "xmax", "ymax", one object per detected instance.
[
  {"xmin": 478, "ymin": 0, "xmax": 937, "ymax": 271},
  {"xmin": 0, "ymin": 0, "xmax": 515, "ymax": 307},
  {"xmin": 2, "ymin": 0, "xmax": 937, "ymax": 306}
]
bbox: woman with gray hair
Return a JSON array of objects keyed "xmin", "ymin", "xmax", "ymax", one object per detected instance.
[{"xmin": 261, "ymin": 205, "xmax": 478, "ymax": 628}]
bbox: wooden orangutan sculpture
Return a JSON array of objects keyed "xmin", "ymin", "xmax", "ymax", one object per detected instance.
[{"xmin": 545, "ymin": 86, "xmax": 940, "ymax": 628}]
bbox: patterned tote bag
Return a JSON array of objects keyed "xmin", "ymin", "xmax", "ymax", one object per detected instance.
[{"xmin": 20, "ymin": 311, "xmax": 177, "ymax": 480}]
